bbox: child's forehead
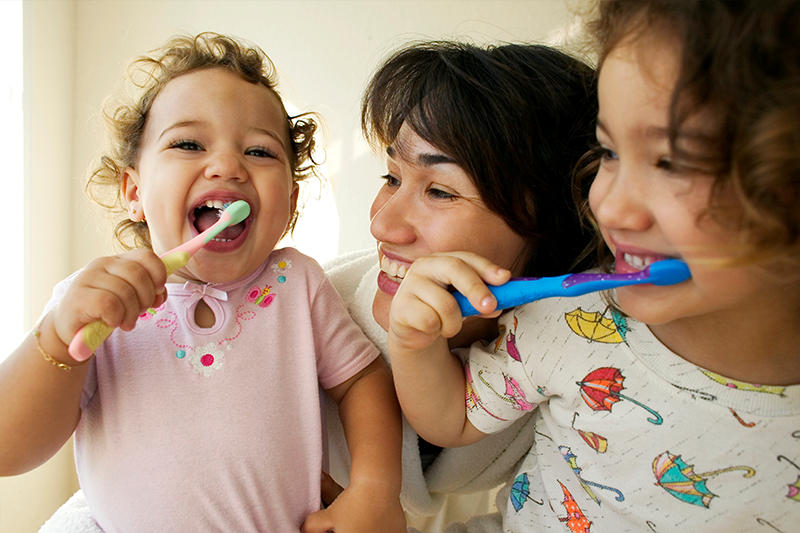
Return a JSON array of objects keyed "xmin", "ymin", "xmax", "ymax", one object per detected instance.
[
  {"xmin": 599, "ymin": 40, "xmax": 719, "ymax": 143},
  {"xmin": 150, "ymin": 68, "xmax": 290, "ymax": 138}
]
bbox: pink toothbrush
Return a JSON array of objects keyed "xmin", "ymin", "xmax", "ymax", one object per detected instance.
[{"xmin": 68, "ymin": 200, "xmax": 251, "ymax": 361}]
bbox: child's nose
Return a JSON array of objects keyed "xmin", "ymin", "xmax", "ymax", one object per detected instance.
[
  {"xmin": 204, "ymin": 151, "xmax": 247, "ymax": 182},
  {"xmin": 369, "ymin": 189, "xmax": 416, "ymax": 245},
  {"xmin": 590, "ymin": 168, "xmax": 652, "ymax": 232}
]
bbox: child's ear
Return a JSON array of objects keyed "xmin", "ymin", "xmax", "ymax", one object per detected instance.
[
  {"xmin": 289, "ymin": 182, "xmax": 300, "ymax": 214},
  {"xmin": 122, "ymin": 167, "xmax": 145, "ymax": 222}
]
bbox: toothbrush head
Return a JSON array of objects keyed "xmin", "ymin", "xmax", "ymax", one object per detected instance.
[
  {"xmin": 647, "ymin": 259, "xmax": 691, "ymax": 286},
  {"xmin": 223, "ymin": 200, "xmax": 250, "ymax": 225}
]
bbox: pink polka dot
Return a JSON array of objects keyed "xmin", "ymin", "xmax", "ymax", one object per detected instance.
[{"xmin": 200, "ymin": 354, "xmax": 215, "ymax": 367}]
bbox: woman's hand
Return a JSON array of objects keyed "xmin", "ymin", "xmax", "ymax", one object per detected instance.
[
  {"xmin": 386, "ymin": 251, "xmax": 503, "ymax": 448},
  {"xmin": 388, "ymin": 251, "xmax": 511, "ymax": 351}
]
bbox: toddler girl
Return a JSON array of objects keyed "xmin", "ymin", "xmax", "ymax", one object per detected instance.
[
  {"xmin": 0, "ymin": 32, "xmax": 403, "ymax": 533},
  {"xmin": 386, "ymin": 1, "xmax": 800, "ymax": 531}
]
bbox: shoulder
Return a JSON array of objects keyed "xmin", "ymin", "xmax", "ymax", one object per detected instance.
[{"xmin": 266, "ymin": 247, "xmax": 323, "ymax": 276}]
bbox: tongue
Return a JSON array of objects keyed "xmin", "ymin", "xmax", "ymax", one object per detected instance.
[{"xmin": 195, "ymin": 209, "xmax": 245, "ymax": 240}]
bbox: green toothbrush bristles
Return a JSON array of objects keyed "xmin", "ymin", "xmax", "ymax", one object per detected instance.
[{"xmin": 225, "ymin": 200, "xmax": 251, "ymax": 225}]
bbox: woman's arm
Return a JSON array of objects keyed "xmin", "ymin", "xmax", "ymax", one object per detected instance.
[{"xmin": 386, "ymin": 252, "xmax": 510, "ymax": 448}]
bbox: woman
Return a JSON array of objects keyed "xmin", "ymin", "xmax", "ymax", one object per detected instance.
[
  {"xmin": 324, "ymin": 41, "xmax": 597, "ymax": 531},
  {"xmin": 40, "ymin": 41, "xmax": 597, "ymax": 532}
]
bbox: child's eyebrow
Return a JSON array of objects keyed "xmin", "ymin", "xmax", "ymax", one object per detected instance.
[
  {"xmin": 156, "ymin": 121, "xmax": 287, "ymax": 152},
  {"xmin": 158, "ymin": 120, "xmax": 201, "ymax": 141},
  {"xmin": 251, "ymin": 127, "xmax": 287, "ymax": 152},
  {"xmin": 596, "ymin": 117, "xmax": 670, "ymax": 141}
]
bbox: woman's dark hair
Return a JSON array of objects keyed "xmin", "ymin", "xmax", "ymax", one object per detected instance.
[{"xmin": 362, "ymin": 41, "xmax": 598, "ymax": 276}]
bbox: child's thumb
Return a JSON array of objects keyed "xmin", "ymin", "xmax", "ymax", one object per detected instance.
[{"xmin": 300, "ymin": 507, "xmax": 334, "ymax": 533}]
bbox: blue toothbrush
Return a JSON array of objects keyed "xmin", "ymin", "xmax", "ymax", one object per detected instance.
[{"xmin": 454, "ymin": 259, "xmax": 691, "ymax": 317}]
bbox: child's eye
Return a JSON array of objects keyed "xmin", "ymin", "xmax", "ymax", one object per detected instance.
[
  {"xmin": 381, "ymin": 174, "xmax": 400, "ymax": 188},
  {"xmin": 171, "ymin": 139, "xmax": 203, "ymax": 151},
  {"xmin": 246, "ymin": 147, "xmax": 278, "ymax": 158},
  {"xmin": 599, "ymin": 147, "xmax": 618, "ymax": 161}
]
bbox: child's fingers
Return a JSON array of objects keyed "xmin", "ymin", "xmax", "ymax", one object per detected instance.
[
  {"xmin": 300, "ymin": 507, "xmax": 333, "ymax": 533},
  {"xmin": 59, "ymin": 252, "xmax": 167, "ymax": 339},
  {"xmin": 110, "ymin": 251, "xmax": 168, "ymax": 329}
]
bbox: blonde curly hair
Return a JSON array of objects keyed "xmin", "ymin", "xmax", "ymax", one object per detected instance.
[{"xmin": 86, "ymin": 32, "xmax": 319, "ymax": 250}]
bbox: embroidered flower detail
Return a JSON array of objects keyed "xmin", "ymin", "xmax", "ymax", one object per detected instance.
[
  {"xmin": 189, "ymin": 342, "xmax": 225, "ymax": 377},
  {"xmin": 271, "ymin": 259, "xmax": 292, "ymax": 274},
  {"xmin": 139, "ymin": 303, "xmax": 166, "ymax": 320}
]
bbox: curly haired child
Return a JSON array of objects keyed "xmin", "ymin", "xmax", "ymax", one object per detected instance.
[{"xmin": 0, "ymin": 32, "xmax": 404, "ymax": 533}]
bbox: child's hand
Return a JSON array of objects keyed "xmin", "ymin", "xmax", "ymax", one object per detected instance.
[
  {"xmin": 52, "ymin": 249, "xmax": 168, "ymax": 352},
  {"xmin": 302, "ymin": 478, "xmax": 406, "ymax": 533},
  {"xmin": 388, "ymin": 251, "xmax": 511, "ymax": 351}
]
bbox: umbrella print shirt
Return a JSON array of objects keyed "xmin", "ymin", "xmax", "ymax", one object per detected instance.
[{"xmin": 465, "ymin": 292, "xmax": 800, "ymax": 533}]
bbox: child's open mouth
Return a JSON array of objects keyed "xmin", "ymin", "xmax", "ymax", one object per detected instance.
[{"xmin": 191, "ymin": 199, "xmax": 247, "ymax": 242}]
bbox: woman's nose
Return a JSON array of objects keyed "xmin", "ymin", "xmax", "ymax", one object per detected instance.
[
  {"xmin": 204, "ymin": 150, "xmax": 247, "ymax": 182},
  {"xmin": 590, "ymin": 166, "xmax": 652, "ymax": 232},
  {"xmin": 369, "ymin": 188, "xmax": 416, "ymax": 245}
]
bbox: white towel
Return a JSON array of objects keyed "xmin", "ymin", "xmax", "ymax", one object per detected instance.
[{"xmin": 39, "ymin": 490, "xmax": 103, "ymax": 533}]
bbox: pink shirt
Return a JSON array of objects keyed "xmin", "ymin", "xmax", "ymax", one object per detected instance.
[{"xmin": 49, "ymin": 248, "xmax": 378, "ymax": 532}]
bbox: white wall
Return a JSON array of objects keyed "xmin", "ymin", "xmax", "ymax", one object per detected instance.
[
  {"xmin": 68, "ymin": 0, "xmax": 581, "ymax": 266},
  {"xmin": 4, "ymin": 1, "xmax": 579, "ymax": 531}
]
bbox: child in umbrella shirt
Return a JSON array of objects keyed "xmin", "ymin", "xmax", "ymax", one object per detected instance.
[{"xmin": 384, "ymin": 1, "xmax": 800, "ymax": 531}]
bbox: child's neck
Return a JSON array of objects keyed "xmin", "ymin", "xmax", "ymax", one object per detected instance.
[{"xmin": 649, "ymin": 300, "xmax": 800, "ymax": 386}]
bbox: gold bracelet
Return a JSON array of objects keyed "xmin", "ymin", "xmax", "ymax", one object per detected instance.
[{"xmin": 33, "ymin": 315, "xmax": 89, "ymax": 372}]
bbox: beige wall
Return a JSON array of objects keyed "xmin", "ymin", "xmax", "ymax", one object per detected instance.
[{"xmin": 4, "ymin": 1, "xmax": 579, "ymax": 530}]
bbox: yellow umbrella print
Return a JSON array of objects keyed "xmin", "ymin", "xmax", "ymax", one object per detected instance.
[{"xmin": 565, "ymin": 307, "xmax": 627, "ymax": 344}]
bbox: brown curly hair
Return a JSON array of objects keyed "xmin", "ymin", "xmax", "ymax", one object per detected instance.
[
  {"xmin": 86, "ymin": 32, "xmax": 320, "ymax": 250},
  {"xmin": 576, "ymin": 0, "xmax": 800, "ymax": 273}
]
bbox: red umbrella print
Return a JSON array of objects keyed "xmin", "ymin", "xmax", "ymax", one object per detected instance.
[{"xmin": 577, "ymin": 367, "xmax": 663, "ymax": 425}]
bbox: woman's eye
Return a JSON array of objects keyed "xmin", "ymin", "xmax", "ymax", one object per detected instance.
[
  {"xmin": 381, "ymin": 174, "xmax": 400, "ymax": 188},
  {"xmin": 171, "ymin": 139, "xmax": 202, "ymax": 151},
  {"xmin": 247, "ymin": 147, "xmax": 278, "ymax": 158},
  {"xmin": 656, "ymin": 158, "xmax": 674, "ymax": 171},
  {"xmin": 428, "ymin": 187, "xmax": 456, "ymax": 200}
]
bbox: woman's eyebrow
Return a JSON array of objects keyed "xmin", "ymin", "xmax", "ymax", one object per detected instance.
[
  {"xmin": 417, "ymin": 153, "xmax": 456, "ymax": 166},
  {"xmin": 386, "ymin": 145, "xmax": 456, "ymax": 166}
]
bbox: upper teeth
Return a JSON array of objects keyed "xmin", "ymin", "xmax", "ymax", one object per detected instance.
[
  {"xmin": 623, "ymin": 253, "xmax": 653, "ymax": 269},
  {"xmin": 204, "ymin": 199, "xmax": 229, "ymax": 210},
  {"xmin": 380, "ymin": 256, "xmax": 408, "ymax": 281}
]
